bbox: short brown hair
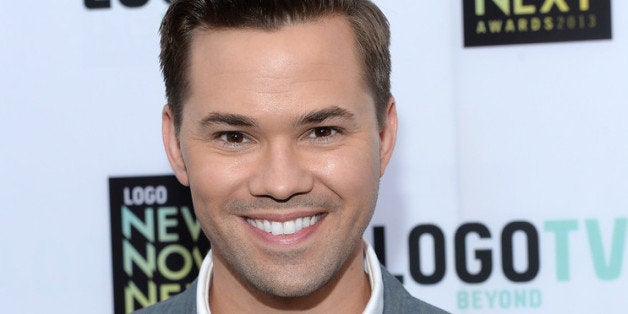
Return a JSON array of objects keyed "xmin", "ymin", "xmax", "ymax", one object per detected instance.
[{"xmin": 159, "ymin": 0, "xmax": 391, "ymax": 134}]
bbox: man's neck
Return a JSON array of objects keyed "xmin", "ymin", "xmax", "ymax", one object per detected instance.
[{"xmin": 208, "ymin": 243, "xmax": 371, "ymax": 313}]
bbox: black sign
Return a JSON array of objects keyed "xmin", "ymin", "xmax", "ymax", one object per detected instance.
[
  {"xmin": 463, "ymin": 0, "xmax": 612, "ymax": 47},
  {"xmin": 109, "ymin": 175, "xmax": 210, "ymax": 314}
]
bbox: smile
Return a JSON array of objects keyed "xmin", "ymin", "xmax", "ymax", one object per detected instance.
[{"xmin": 246, "ymin": 215, "xmax": 322, "ymax": 236}]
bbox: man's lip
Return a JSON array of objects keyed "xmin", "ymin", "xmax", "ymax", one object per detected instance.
[
  {"xmin": 243, "ymin": 213, "xmax": 327, "ymax": 244},
  {"xmin": 242, "ymin": 211, "xmax": 327, "ymax": 223}
]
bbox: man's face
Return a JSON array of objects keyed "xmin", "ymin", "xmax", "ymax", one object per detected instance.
[{"xmin": 163, "ymin": 16, "xmax": 396, "ymax": 297}]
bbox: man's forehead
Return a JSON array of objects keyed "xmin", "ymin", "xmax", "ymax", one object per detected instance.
[
  {"xmin": 185, "ymin": 15, "xmax": 368, "ymax": 98},
  {"xmin": 179, "ymin": 13, "xmax": 377, "ymax": 134},
  {"xmin": 188, "ymin": 15, "xmax": 359, "ymax": 66},
  {"xmin": 192, "ymin": 14, "xmax": 354, "ymax": 38}
]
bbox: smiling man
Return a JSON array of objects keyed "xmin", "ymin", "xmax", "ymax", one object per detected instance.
[{"xmin": 137, "ymin": 0, "xmax": 448, "ymax": 313}]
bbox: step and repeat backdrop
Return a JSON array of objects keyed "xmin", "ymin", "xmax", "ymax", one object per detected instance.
[{"xmin": 1, "ymin": 1, "xmax": 626, "ymax": 313}]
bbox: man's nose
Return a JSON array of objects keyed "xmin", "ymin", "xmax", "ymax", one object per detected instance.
[{"xmin": 248, "ymin": 141, "xmax": 314, "ymax": 201}]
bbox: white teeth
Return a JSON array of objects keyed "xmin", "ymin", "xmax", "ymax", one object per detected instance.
[
  {"xmin": 247, "ymin": 215, "xmax": 321, "ymax": 236},
  {"xmin": 284, "ymin": 220, "xmax": 296, "ymax": 234},
  {"xmin": 271, "ymin": 221, "xmax": 283, "ymax": 235}
]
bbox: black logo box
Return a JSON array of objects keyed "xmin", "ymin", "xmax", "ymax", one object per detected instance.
[
  {"xmin": 463, "ymin": 0, "xmax": 612, "ymax": 47},
  {"xmin": 109, "ymin": 175, "xmax": 210, "ymax": 314}
]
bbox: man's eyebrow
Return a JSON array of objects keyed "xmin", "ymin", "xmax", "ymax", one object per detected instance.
[
  {"xmin": 295, "ymin": 106, "xmax": 355, "ymax": 126},
  {"xmin": 200, "ymin": 112, "xmax": 257, "ymax": 128}
]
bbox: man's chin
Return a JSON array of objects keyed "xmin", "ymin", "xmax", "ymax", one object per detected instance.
[{"xmin": 243, "ymin": 264, "xmax": 338, "ymax": 299}]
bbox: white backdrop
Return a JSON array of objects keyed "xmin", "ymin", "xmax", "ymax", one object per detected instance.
[{"xmin": 1, "ymin": 1, "xmax": 627, "ymax": 313}]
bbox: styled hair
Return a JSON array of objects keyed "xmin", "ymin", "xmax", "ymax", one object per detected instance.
[{"xmin": 159, "ymin": 0, "xmax": 391, "ymax": 134}]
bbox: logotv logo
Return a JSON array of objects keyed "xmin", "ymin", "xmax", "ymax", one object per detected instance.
[
  {"xmin": 375, "ymin": 217, "xmax": 627, "ymax": 311},
  {"xmin": 463, "ymin": 0, "xmax": 612, "ymax": 47}
]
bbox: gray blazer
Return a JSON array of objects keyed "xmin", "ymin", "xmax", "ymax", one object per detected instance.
[{"xmin": 135, "ymin": 266, "xmax": 449, "ymax": 313}]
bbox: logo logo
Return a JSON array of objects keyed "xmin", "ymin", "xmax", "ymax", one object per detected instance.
[
  {"xmin": 374, "ymin": 217, "xmax": 627, "ymax": 311},
  {"xmin": 463, "ymin": 0, "xmax": 612, "ymax": 47},
  {"xmin": 109, "ymin": 175, "xmax": 210, "ymax": 314},
  {"xmin": 84, "ymin": 0, "xmax": 170, "ymax": 9}
]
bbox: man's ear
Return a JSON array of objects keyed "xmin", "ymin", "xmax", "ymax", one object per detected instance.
[
  {"xmin": 379, "ymin": 96, "xmax": 398, "ymax": 177},
  {"xmin": 162, "ymin": 105, "xmax": 190, "ymax": 186}
]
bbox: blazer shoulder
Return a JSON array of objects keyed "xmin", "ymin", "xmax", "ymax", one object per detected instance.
[
  {"xmin": 381, "ymin": 266, "xmax": 450, "ymax": 314},
  {"xmin": 132, "ymin": 279, "xmax": 197, "ymax": 314}
]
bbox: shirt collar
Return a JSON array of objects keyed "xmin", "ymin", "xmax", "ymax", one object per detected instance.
[{"xmin": 196, "ymin": 240, "xmax": 384, "ymax": 314}]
